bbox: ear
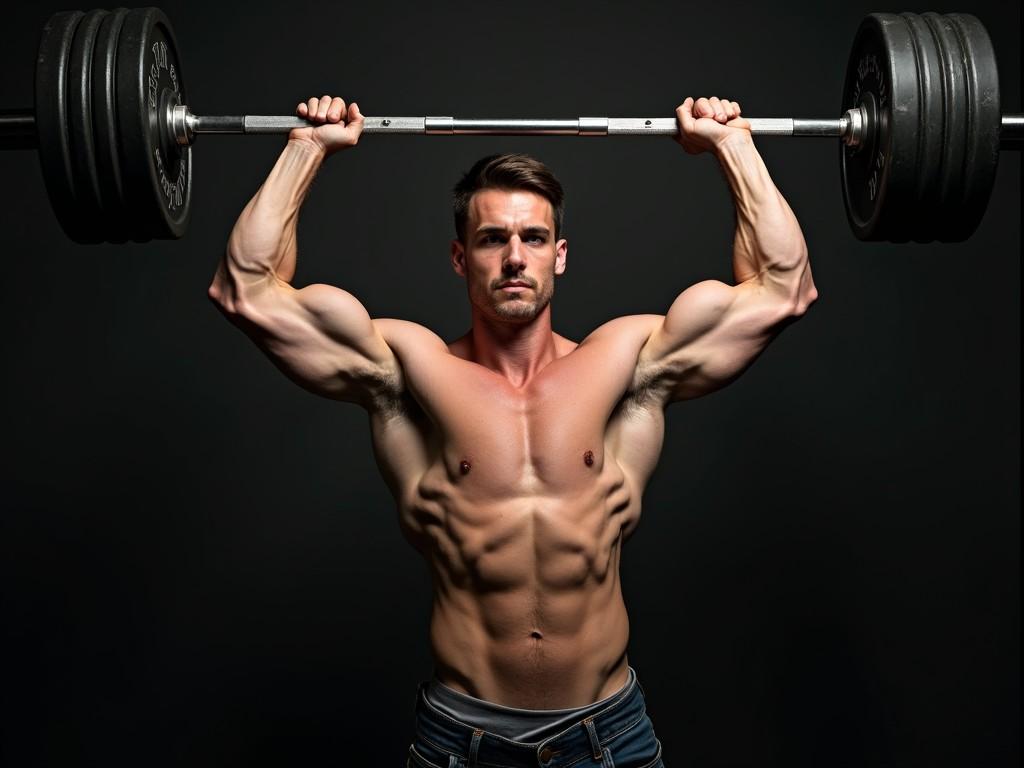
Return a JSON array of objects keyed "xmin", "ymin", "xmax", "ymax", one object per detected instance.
[
  {"xmin": 450, "ymin": 239, "xmax": 467, "ymax": 278},
  {"xmin": 554, "ymin": 237, "xmax": 568, "ymax": 276}
]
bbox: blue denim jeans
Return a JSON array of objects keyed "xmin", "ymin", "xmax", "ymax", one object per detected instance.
[{"xmin": 407, "ymin": 666, "xmax": 665, "ymax": 768}]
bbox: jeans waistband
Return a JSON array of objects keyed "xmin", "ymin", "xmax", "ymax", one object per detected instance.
[
  {"xmin": 413, "ymin": 666, "xmax": 649, "ymax": 766},
  {"xmin": 424, "ymin": 667, "xmax": 636, "ymax": 742}
]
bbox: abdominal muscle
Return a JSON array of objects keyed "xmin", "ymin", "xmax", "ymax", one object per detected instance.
[{"xmin": 404, "ymin": 465, "xmax": 636, "ymax": 710}]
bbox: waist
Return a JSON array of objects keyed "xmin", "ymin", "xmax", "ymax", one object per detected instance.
[
  {"xmin": 419, "ymin": 665, "xmax": 640, "ymax": 744},
  {"xmin": 428, "ymin": 594, "xmax": 632, "ymax": 708}
]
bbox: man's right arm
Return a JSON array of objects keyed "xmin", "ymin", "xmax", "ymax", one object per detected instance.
[{"xmin": 208, "ymin": 98, "xmax": 401, "ymax": 409}]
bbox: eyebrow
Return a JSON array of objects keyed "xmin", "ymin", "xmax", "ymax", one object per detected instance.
[{"xmin": 475, "ymin": 225, "xmax": 551, "ymax": 237}]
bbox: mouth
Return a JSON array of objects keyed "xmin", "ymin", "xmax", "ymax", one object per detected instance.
[{"xmin": 497, "ymin": 281, "xmax": 532, "ymax": 292}]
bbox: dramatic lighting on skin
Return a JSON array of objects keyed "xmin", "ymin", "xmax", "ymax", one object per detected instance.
[{"xmin": 488, "ymin": 272, "xmax": 553, "ymax": 323}]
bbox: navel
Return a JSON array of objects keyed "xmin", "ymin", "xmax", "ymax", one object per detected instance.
[{"xmin": 530, "ymin": 630, "xmax": 544, "ymax": 640}]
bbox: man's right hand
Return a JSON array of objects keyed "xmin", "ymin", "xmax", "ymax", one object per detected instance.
[{"xmin": 290, "ymin": 95, "xmax": 364, "ymax": 156}]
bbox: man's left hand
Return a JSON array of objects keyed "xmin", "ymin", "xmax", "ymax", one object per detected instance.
[{"xmin": 674, "ymin": 96, "xmax": 750, "ymax": 155}]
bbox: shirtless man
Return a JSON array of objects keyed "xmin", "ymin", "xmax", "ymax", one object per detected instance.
[{"xmin": 208, "ymin": 94, "xmax": 817, "ymax": 766}]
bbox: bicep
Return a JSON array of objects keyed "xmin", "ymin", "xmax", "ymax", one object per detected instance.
[
  {"xmin": 221, "ymin": 280, "xmax": 399, "ymax": 404},
  {"xmin": 639, "ymin": 278, "xmax": 802, "ymax": 401}
]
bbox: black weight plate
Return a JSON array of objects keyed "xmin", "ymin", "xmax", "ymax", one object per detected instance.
[
  {"xmin": 922, "ymin": 13, "xmax": 969, "ymax": 243},
  {"xmin": 115, "ymin": 7, "xmax": 191, "ymax": 242},
  {"xmin": 900, "ymin": 13, "xmax": 947, "ymax": 243},
  {"xmin": 942, "ymin": 13, "xmax": 1001, "ymax": 242},
  {"xmin": 35, "ymin": 11, "xmax": 85, "ymax": 242},
  {"xmin": 66, "ymin": 8, "xmax": 108, "ymax": 244},
  {"xmin": 840, "ymin": 13, "xmax": 921, "ymax": 242},
  {"xmin": 92, "ymin": 8, "xmax": 131, "ymax": 243}
]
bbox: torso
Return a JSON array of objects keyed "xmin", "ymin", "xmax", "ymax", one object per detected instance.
[{"xmin": 370, "ymin": 315, "xmax": 667, "ymax": 709}]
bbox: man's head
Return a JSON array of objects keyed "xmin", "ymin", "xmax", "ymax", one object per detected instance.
[{"xmin": 451, "ymin": 154, "xmax": 567, "ymax": 324}]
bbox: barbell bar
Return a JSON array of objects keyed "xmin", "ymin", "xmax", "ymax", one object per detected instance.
[
  {"xmin": 174, "ymin": 113, "xmax": 862, "ymax": 140},
  {"xmin": 9, "ymin": 108, "xmax": 1024, "ymax": 142},
  {"xmin": 0, "ymin": 7, "xmax": 1020, "ymax": 245},
  {"xmin": 6, "ymin": 111, "xmax": 864, "ymax": 141}
]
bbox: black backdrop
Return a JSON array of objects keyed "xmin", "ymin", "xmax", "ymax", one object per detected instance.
[{"xmin": 0, "ymin": 0, "xmax": 1019, "ymax": 766}]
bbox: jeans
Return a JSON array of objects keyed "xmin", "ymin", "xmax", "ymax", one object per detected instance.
[{"xmin": 407, "ymin": 666, "xmax": 665, "ymax": 768}]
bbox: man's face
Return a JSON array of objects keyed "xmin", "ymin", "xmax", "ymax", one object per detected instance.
[{"xmin": 451, "ymin": 188, "xmax": 568, "ymax": 323}]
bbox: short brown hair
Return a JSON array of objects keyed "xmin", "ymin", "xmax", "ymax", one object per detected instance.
[{"xmin": 453, "ymin": 153, "xmax": 565, "ymax": 244}]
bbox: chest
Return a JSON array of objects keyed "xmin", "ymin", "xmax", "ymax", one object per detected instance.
[
  {"xmin": 395, "ymin": 341, "xmax": 642, "ymax": 484},
  {"xmin": 371, "ymin": 325, "xmax": 671, "ymax": 505},
  {"xmin": 440, "ymin": 368, "xmax": 620, "ymax": 489}
]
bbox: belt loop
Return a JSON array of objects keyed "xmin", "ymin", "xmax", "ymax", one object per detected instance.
[
  {"xmin": 583, "ymin": 716, "xmax": 603, "ymax": 760},
  {"xmin": 467, "ymin": 728, "xmax": 484, "ymax": 768}
]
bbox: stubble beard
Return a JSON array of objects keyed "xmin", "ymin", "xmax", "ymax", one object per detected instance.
[{"xmin": 481, "ymin": 280, "xmax": 554, "ymax": 323}]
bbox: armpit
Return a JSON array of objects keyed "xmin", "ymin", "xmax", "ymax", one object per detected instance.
[
  {"xmin": 363, "ymin": 354, "xmax": 409, "ymax": 417},
  {"xmin": 623, "ymin": 356, "xmax": 677, "ymax": 412}
]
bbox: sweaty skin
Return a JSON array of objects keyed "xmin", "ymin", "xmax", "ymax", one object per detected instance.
[{"xmin": 209, "ymin": 95, "xmax": 818, "ymax": 709}]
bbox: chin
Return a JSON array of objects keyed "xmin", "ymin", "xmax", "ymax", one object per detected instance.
[{"xmin": 494, "ymin": 303, "xmax": 540, "ymax": 321}]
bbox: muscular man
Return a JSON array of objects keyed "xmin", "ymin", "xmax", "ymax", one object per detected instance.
[{"xmin": 209, "ymin": 94, "xmax": 817, "ymax": 767}]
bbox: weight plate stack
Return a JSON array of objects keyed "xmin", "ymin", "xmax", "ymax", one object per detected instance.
[
  {"xmin": 92, "ymin": 8, "xmax": 132, "ymax": 244},
  {"xmin": 840, "ymin": 13, "xmax": 922, "ymax": 242},
  {"xmin": 115, "ymin": 7, "xmax": 191, "ymax": 242},
  {"xmin": 35, "ymin": 11, "xmax": 87, "ymax": 243}
]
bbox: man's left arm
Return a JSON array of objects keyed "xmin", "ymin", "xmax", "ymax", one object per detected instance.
[{"xmin": 636, "ymin": 96, "xmax": 819, "ymax": 403}]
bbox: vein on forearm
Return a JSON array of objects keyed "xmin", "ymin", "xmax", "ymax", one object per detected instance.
[
  {"xmin": 228, "ymin": 140, "xmax": 326, "ymax": 283},
  {"xmin": 715, "ymin": 139, "xmax": 807, "ymax": 285}
]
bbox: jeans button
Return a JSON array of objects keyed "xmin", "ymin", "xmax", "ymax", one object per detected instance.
[{"xmin": 539, "ymin": 746, "xmax": 553, "ymax": 761}]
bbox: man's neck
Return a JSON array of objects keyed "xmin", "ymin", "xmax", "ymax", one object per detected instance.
[{"xmin": 467, "ymin": 305, "xmax": 560, "ymax": 388}]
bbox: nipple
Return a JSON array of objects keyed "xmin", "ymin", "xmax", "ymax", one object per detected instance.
[
  {"xmin": 583, "ymin": 450, "xmax": 594, "ymax": 467},
  {"xmin": 459, "ymin": 460, "xmax": 472, "ymax": 475}
]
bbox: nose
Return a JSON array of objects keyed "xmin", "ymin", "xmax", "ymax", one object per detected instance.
[{"xmin": 503, "ymin": 235, "xmax": 527, "ymax": 272}]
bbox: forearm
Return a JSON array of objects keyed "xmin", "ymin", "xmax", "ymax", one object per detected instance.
[
  {"xmin": 220, "ymin": 138, "xmax": 327, "ymax": 288},
  {"xmin": 714, "ymin": 138, "xmax": 808, "ymax": 287}
]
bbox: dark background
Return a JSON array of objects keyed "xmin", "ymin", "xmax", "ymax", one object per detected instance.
[{"xmin": 0, "ymin": 0, "xmax": 1019, "ymax": 765}]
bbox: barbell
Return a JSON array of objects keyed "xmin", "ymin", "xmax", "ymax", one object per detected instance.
[{"xmin": 0, "ymin": 7, "xmax": 1020, "ymax": 245}]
